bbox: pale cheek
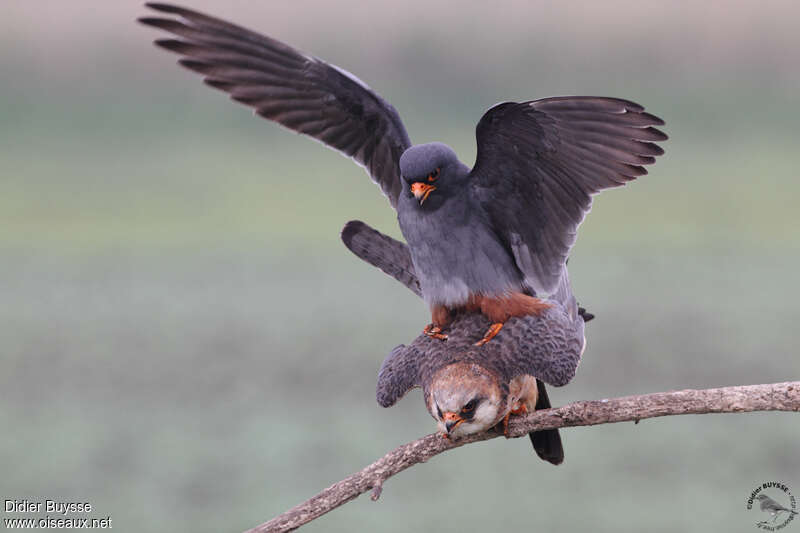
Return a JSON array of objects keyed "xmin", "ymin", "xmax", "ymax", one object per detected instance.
[
  {"xmin": 473, "ymin": 405, "xmax": 500, "ymax": 429},
  {"xmin": 451, "ymin": 410, "xmax": 499, "ymax": 437},
  {"xmin": 450, "ymin": 421, "xmax": 484, "ymax": 437}
]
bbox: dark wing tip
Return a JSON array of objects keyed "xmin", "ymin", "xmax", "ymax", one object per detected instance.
[
  {"xmin": 254, "ymin": 108, "xmax": 273, "ymax": 121},
  {"xmin": 627, "ymin": 164, "xmax": 648, "ymax": 176},
  {"xmin": 137, "ymin": 16, "xmax": 189, "ymax": 37},
  {"xmin": 137, "ymin": 16, "xmax": 165, "ymax": 28},
  {"xmin": 637, "ymin": 111, "xmax": 665, "ymax": 127},
  {"xmin": 340, "ymin": 220, "xmax": 368, "ymax": 249},
  {"xmin": 643, "ymin": 126, "xmax": 669, "ymax": 141},
  {"xmin": 177, "ymin": 58, "xmax": 213, "ymax": 75},
  {"xmin": 153, "ymin": 38, "xmax": 187, "ymax": 53},
  {"xmin": 144, "ymin": 3, "xmax": 187, "ymax": 14},
  {"xmin": 648, "ymin": 143, "xmax": 665, "ymax": 157},
  {"xmin": 204, "ymin": 78, "xmax": 235, "ymax": 91}
]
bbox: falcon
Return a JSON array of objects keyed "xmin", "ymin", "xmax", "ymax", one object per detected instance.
[
  {"xmin": 139, "ymin": 3, "xmax": 667, "ymax": 345},
  {"xmin": 343, "ymin": 220, "xmax": 586, "ymax": 464}
]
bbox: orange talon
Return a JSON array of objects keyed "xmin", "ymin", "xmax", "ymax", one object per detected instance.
[
  {"xmin": 474, "ymin": 322, "xmax": 504, "ymax": 346},
  {"xmin": 423, "ymin": 323, "xmax": 448, "ymax": 341},
  {"xmin": 502, "ymin": 403, "xmax": 529, "ymax": 437},
  {"xmin": 502, "ymin": 412, "xmax": 511, "ymax": 437},
  {"xmin": 510, "ymin": 403, "xmax": 528, "ymax": 416}
]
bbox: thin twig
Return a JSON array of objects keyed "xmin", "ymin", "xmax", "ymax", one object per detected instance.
[{"xmin": 245, "ymin": 381, "xmax": 800, "ymax": 533}]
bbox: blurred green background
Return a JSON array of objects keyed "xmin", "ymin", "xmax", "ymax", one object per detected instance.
[{"xmin": 2, "ymin": 1, "xmax": 798, "ymax": 531}]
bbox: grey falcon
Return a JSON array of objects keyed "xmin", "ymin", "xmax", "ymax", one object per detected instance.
[
  {"xmin": 342, "ymin": 220, "xmax": 585, "ymax": 464},
  {"xmin": 139, "ymin": 3, "xmax": 667, "ymax": 346}
]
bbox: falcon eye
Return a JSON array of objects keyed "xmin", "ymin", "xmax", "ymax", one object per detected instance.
[
  {"xmin": 427, "ymin": 167, "xmax": 441, "ymax": 182},
  {"xmin": 461, "ymin": 399, "xmax": 478, "ymax": 414}
]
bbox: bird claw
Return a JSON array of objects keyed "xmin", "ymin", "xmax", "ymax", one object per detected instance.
[
  {"xmin": 423, "ymin": 324, "xmax": 448, "ymax": 341},
  {"xmin": 502, "ymin": 404, "xmax": 528, "ymax": 437},
  {"xmin": 474, "ymin": 322, "xmax": 504, "ymax": 346},
  {"xmin": 510, "ymin": 403, "xmax": 528, "ymax": 416}
]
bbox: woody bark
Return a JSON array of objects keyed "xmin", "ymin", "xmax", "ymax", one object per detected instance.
[{"xmin": 245, "ymin": 381, "xmax": 800, "ymax": 533}]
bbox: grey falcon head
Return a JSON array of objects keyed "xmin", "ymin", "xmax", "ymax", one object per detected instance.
[{"xmin": 399, "ymin": 142, "xmax": 465, "ymax": 209}]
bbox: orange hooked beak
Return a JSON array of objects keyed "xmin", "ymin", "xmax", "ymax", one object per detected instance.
[
  {"xmin": 442, "ymin": 411, "xmax": 464, "ymax": 434},
  {"xmin": 410, "ymin": 182, "xmax": 436, "ymax": 205}
]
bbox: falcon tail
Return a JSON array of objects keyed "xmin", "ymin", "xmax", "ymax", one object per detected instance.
[{"xmin": 530, "ymin": 380, "xmax": 564, "ymax": 465}]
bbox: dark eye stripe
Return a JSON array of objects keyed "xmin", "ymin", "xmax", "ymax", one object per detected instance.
[{"xmin": 461, "ymin": 399, "xmax": 478, "ymax": 414}]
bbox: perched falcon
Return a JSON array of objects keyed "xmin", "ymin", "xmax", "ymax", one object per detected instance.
[
  {"xmin": 342, "ymin": 220, "xmax": 585, "ymax": 464},
  {"xmin": 139, "ymin": 3, "xmax": 667, "ymax": 345}
]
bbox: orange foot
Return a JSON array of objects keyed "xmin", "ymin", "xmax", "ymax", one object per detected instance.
[
  {"xmin": 423, "ymin": 323, "xmax": 448, "ymax": 341},
  {"xmin": 474, "ymin": 322, "xmax": 504, "ymax": 346},
  {"xmin": 502, "ymin": 403, "xmax": 529, "ymax": 437}
]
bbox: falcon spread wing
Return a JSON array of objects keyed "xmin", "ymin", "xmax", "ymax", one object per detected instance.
[
  {"xmin": 139, "ymin": 3, "xmax": 412, "ymax": 207},
  {"xmin": 470, "ymin": 97, "xmax": 667, "ymax": 296}
]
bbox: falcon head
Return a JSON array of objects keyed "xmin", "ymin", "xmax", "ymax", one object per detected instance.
[
  {"xmin": 399, "ymin": 143, "xmax": 464, "ymax": 208},
  {"xmin": 426, "ymin": 362, "xmax": 506, "ymax": 438}
]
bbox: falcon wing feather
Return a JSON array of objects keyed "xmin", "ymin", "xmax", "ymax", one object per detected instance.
[
  {"xmin": 139, "ymin": 3, "xmax": 412, "ymax": 208},
  {"xmin": 470, "ymin": 97, "xmax": 666, "ymax": 296},
  {"xmin": 495, "ymin": 305, "xmax": 585, "ymax": 387}
]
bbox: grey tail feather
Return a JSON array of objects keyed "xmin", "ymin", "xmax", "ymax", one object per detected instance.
[
  {"xmin": 340, "ymin": 220, "xmax": 422, "ymax": 298},
  {"xmin": 529, "ymin": 380, "xmax": 564, "ymax": 465}
]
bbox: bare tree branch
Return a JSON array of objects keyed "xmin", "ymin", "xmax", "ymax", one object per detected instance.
[{"xmin": 245, "ymin": 381, "xmax": 799, "ymax": 533}]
